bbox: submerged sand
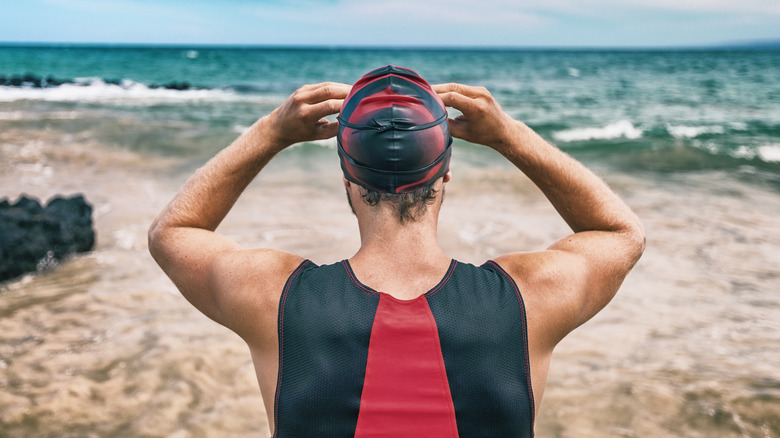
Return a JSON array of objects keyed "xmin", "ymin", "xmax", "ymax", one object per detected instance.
[{"xmin": 1, "ymin": 125, "xmax": 779, "ymax": 437}]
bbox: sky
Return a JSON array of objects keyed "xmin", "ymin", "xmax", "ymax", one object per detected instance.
[{"xmin": 2, "ymin": 0, "xmax": 779, "ymax": 48}]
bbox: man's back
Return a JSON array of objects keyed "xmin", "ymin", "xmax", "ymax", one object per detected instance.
[{"xmin": 275, "ymin": 260, "xmax": 534, "ymax": 437}]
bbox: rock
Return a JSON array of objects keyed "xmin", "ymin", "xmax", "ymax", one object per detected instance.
[
  {"xmin": 0, "ymin": 74, "xmax": 203, "ymax": 91},
  {"xmin": 0, "ymin": 195, "xmax": 95, "ymax": 283},
  {"xmin": 164, "ymin": 81, "xmax": 191, "ymax": 90},
  {"xmin": 0, "ymin": 73, "xmax": 63, "ymax": 88}
]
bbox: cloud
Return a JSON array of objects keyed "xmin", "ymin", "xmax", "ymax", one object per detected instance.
[
  {"xmin": 619, "ymin": 0, "xmax": 780, "ymax": 15},
  {"xmin": 252, "ymin": 0, "xmax": 548, "ymax": 27},
  {"xmin": 248, "ymin": 0, "xmax": 553, "ymax": 45},
  {"xmin": 523, "ymin": 0, "xmax": 780, "ymax": 17},
  {"xmin": 250, "ymin": 0, "xmax": 780, "ymax": 39},
  {"xmin": 42, "ymin": 0, "xmax": 155, "ymax": 13},
  {"xmin": 343, "ymin": 0, "xmax": 549, "ymax": 28},
  {"xmin": 8, "ymin": 0, "xmax": 780, "ymax": 46},
  {"xmin": 36, "ymin": 0, "xmax": 214, "ymax": 42}
]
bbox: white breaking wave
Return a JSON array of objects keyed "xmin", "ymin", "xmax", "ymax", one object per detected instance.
[
  {"xmin": 667, "ymin": 124, "xmax": 725, "ymax": 139},
  {"xmin": 728, "ymin": 145, "xmax": 780, "ymax": 163},
  {"xmin": 757, "ymin": 145, "xmax": 780, "ymax": 163},
  {"xmin": 553, "ymin": 120, "xmax": 642, "ymax": 142},
  {"xmin": 232, "ymin": 124, "xmax": 252, "ymax": 134},
  {"xmin": 0, "ymin": 79, "xmax": 271, "ymax": 104},
  {"xmin": 731, "ymin": 146, "xmax": 755, "ymax": 160}
]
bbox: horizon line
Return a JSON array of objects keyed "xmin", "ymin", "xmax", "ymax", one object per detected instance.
[{"xmin": 1, "ymin": 39, "xmax": 779, "ymax": 51}]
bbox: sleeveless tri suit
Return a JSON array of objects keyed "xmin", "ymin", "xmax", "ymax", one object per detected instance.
[{"xmin": 273, "ymin": 259, "xmax": 535, "ymax": 437}]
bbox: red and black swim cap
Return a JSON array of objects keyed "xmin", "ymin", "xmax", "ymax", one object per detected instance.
[{"xmin": 337, "ymin": 65, "xmax": 452, "ymax": 194}]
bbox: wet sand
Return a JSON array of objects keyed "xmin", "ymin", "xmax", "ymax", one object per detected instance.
[{"xmin": 1, "ymin": 127, "xmax": 779, "ymax": 437}]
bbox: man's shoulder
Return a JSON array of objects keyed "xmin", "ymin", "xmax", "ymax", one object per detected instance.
[
  {"xmin": 490, "ymin": 251, "xmax": 584, "ymax": 288},
  {"xmin": 213, "ymin": 248, "xmax": 305, "ymax": 289},
  {"xmin": 208, "ymin": 249, "xmax": 305, "ymax": 339},
  {"xmin": 188, "ymin": 249, "xmax": 309, "ymax": 347}
]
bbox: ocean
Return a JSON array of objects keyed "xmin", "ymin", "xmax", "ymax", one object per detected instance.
[{"xmin": 1, "ymin": 45, "xmax": 779, "ymax": 437}]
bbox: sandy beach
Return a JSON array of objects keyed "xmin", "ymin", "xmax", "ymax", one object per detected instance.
[{"xmin": 2, "ymin": 126, "xmax": 779, "ymax": 437}]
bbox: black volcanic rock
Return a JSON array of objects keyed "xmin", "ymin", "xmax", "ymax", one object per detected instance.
[
  {"xmin": 0, "ymin": 194, "xmax": 95, "ymax": 283},
  {"xmin": 0, "ymin": 74, "xmax": 203, "ymax": 91}
]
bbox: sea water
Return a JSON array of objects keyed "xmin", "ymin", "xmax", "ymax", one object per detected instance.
[{"xmin": 1, "ymin": 45, "xmax": 779, "ymax": 437}]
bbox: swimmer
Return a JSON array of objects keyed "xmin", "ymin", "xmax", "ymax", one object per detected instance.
[{"xmin": 149, "ymin": 65, "xmax": 645, "ymax": 436}]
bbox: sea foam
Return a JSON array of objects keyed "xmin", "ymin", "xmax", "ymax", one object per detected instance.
[
  {"xmin": 667, "ymin": 125, "xmax": 725, "ymax": 139},
  {"xmin": 725, "ymin": 144, "xmax": 780, "ymax": 164},
  {"xmin": 757, "ymin": 145, "xmax": 780, "ymax": 163},
  {"xmin": 553, "ymin": 120, "xmax": 642, "ymax": 142},
  {"xmin": 0, "ymin": 79, "xmax": 250, "ymax": 104}
]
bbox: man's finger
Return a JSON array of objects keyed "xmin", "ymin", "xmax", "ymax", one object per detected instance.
[
  {"xmin": 296, "ymin": 83, "xmax": 351, "ymax": 105},
  {"xmin": 297, "ymin": 81, "xmax": 350, "ymax": 92},
  {"xmin": 436, "ymin": 90, "xmax": 479, "ymax": 115},
  {"xmin": 432, "ymin": 83, "xmax": 487, "ymax": 99},
  {"xmin": 445, "ymin": 117, "xmax": 469, "ymax": 140},
  {"xmin": 305, "ymin": 98, "xmax": 345, "ymax": 121},
  {"xmin": 312, "ymin": 120, "xmax": 340, "ymax": 140}
]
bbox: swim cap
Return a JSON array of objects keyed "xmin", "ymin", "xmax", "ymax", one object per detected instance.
[{"xmin": 337, "ymin": 65, "xmax": 452, "ymax": 194}]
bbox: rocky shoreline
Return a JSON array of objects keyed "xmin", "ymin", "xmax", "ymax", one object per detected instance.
[
  {"xmin": 0, "ymin": 195, "xmax": 95, "ymax": 283},
  {"xmin": 0, "ymin": 73, "xmax": 196, "ymax": 91}
]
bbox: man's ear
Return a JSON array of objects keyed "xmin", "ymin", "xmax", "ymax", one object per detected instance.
[
  {"xmin": 443, "ymin": 171, "xmax": 452, "ymax": 183},
  {"xmin": 343, "ymin": 178, "xmax": 351, "ymax": 188}
]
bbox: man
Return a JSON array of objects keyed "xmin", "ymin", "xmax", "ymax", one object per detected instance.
[{"xmin": 149, "ymin": 65, "xmax": 645, "ymax": 437}]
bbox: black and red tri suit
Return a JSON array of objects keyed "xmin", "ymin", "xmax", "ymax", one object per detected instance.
[{"xmin": 273, "ymin": 259, "xmax": 535, "ymax": 437}]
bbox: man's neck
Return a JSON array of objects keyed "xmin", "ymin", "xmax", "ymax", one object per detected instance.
[{"xmin": 349, "ymin": 207, "xmax": 451, "ymax": 300}]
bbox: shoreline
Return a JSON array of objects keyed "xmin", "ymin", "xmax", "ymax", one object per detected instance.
[{"xmin": 2, "ymin": 134, "xmax": 779, "ymax": 436}]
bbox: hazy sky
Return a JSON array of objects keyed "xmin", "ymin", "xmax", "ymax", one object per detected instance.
[{"xmin": 2, "ymin": 0, "xmax": 779, "ymax": 47}]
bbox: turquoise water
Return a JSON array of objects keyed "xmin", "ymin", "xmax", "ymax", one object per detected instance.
[{"xmin": 2, "ymin": 45, "xmax": 779, "ymax": 182}]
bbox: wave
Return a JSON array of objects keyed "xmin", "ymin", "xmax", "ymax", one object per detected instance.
[
  {"xmin": 731, "ymin": 144, "xmax": 780, "ymax": 163},
  {"xmin": 666, "ymin": 124, "xmax": 726, "ymax": 139},
  {"xmin": 552, "ymin": 120, "xmax": 643, "ymax": 142},
  {"xmin": 0, "ymin": 74, "xmax": 278, "ymax": 104},
  {"xmin": 542, "ymin": 120, "xmax": 780, "ymax": 174}
]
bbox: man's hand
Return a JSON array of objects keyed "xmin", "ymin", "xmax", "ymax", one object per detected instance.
[
  {"xmin": 432, "ymin": 83, "xmax": 516, "ymax": 151},
  {"xmin": 266, "ymin": 82, "xmax": 351, "ymax": 151}
]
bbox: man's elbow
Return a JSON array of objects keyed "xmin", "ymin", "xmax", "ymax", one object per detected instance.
[
  {"xmin": 626, "ymin": 220, "xmax": 646, "ymax": 265},
  {"xmin": 147, "ymin": 217, "xmax": 166, "ymax": 261}
]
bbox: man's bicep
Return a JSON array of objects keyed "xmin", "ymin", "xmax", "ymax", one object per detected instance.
[
  {"xmin": 548, "ymin": 230, "xmax": 642, "ymax": 331},
  {"xmin": 495, "ymin": 231, "xmax": 639, "ymax": 347},
  {"xmin": 549, "ymin": 229, "xmax": 642, "ymax": 308}
]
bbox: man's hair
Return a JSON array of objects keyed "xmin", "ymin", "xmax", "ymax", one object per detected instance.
[{"xmin": 348, "ymin": 183, "xmax": 441, "ymax": 224}]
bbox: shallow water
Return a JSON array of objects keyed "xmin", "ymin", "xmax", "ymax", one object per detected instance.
[
  {"xmin": 2, "ymin": 47, "xmax": 780, "ymax": 436},
  {"xmin": 1, "ymin": 130, "xmax": 779, "ymax": 436}
]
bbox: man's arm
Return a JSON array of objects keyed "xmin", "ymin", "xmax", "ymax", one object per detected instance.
[
  {"xmin": 434, "ymin": 83, "xmax": 645, "ymax": 349},
  {"xmin": 148, "ymin": 82, "xmax": 350, "ymax": 344}
]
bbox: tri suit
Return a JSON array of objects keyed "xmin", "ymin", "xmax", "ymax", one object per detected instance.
[{"xmin": 273, "ymin": 259, "xmax": 535, "ymax": 437}]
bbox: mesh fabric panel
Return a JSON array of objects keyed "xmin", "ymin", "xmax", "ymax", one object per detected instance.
[
  {"xmin": 425, "ymin": 261, "xmax": 535, "ymax": 437},
  {"xmin": 275, "ymin": 261, "xmax": 380, "ymax": 437}
]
